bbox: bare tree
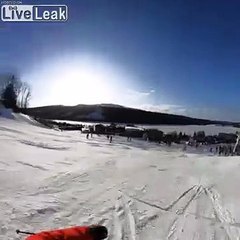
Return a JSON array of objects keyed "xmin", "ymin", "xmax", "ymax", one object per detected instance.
[{"xmin": 17, "ymin": 81, "xmax": 31, "ymax": 108}]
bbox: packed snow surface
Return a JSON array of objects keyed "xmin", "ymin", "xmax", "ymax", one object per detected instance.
[{"xmin": 1, "ymin": 115, "xmax": 240, "ymax": 240}]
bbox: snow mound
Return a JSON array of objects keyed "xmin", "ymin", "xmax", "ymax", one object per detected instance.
[
  {"xmin": 12, "ymin": 113, "xmax": 42, "ymax": 127},
  {"xmin": 0, "ymin": 107, "xmax": 14, "ymax": 119},
  {"xmin": 0, "ymin": 105, "xmax": 43, "ymax": 127}
]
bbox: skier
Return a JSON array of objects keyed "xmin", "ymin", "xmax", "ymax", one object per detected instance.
[
  {"xmin": 90, "ymin": 127, "xmax": 94, "ymax": 138},
  {"xmin": 215, "ymin": 146, "xmax": 219, "ymax": 154},
  {"xmin": 17, "ymin": 225, "xmax": 108, "ymax": 240}
]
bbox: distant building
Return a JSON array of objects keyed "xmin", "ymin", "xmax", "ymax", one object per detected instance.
[
  {"xmin": 217, "ymin": 133, "xmax": 237, "ymax": 144},
  {"xmin": 195, "ymin": 131, "xmax": 206, "ymax": 143},
  {"xmin": 164, "ymin": 131, "xmax": 178, "ymax": 143},
  {"xmin": 144, "ymin": 129, "xmax": 164, "ymax": 142},
  {"xmin": 94, "ymin": 124, "xmax": 106, "ymax": 134},
  {"xmin": 205, "ymin": 135, "xmax": 216, "ymax": 144},
  {"xmin": 123, "ymin": 126, "xmax": 144, "ymax": 138}
]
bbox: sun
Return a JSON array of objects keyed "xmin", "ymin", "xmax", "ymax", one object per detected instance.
[{"xmin": 45, "ymin": 56, "xmax": 121, "ymax": 106}]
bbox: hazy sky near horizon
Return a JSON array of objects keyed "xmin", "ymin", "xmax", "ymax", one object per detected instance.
[{"xmin": 0, "ymin": 0, "xmax": 240, "ymax": 121}]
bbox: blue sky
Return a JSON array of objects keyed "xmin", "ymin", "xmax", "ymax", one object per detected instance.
[{"xmin": 0, "ymin": 0, "xmax": 240, "ymax": 121}]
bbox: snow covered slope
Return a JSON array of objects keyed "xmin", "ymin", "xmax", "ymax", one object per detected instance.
[
  {"xmin": 0, "ymin": 105, "xmax": 42, "ymax": 126},
  {"xmin": 0, "ymin": 106, "xmax": 14, "ymax": 119},
  {"xmin": 1, "ymin": 117, "xmax": 240, "ymax": 239}
]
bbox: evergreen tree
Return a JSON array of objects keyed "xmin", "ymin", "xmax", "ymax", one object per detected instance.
[{"xmin": 1, "ymin": 79, "xmax": 17, "ymax": 109}]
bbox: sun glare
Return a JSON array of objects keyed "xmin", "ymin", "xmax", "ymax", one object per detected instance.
[
  {"xmin": 29, "ymin": 55, "xmax": 129, "ymax": 106},
  {"xmin": 51, "ymin": 63, "xmax": 114, "ymax": 105}
]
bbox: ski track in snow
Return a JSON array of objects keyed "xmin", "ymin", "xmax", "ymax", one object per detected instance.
[
  {"xmin": 19, "ymin": 139, "xmax": 70, "ymax": 151},
  {"xmin": 1, "ymin": 115, "xmax": 240, "ymax": 239},
  {"xmin": 112, "ymin": 193, "xmax": 136, "ymax": 240}
]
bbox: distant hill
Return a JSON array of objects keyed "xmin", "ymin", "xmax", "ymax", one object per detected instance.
[{"xmin": 23, "ymin": 104, "xmax": 235, "ymax": 126}]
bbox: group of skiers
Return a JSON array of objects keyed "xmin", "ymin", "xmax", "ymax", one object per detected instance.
[
  {"xmin": 106, "ymin": 135, "xmax": 113, "ymax": 143},
  {"xmin": 210, "ymin": 144, "xmax": 239, "ymax": 156},
  {"xmin": 86, "ymin": 133, "xmax": 93, "ymax": 139},
  {"xmin": 86, "ymin": 132, "xmax": 113, "ymax": 143},
  {"xmin": 215, "ymin": 145, "xmax": 234, "ymax": 156}
]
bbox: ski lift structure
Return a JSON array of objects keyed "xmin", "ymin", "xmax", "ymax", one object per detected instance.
[{"xmin": 233, "ymin": 131, "xmax": 240, "ymax": 154}]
